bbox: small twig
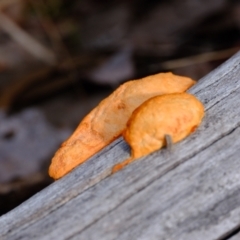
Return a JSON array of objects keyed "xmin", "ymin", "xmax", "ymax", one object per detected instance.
[
  {"xmin": 164, "ymin": 134, "xmax": 172, "ymax": 150},
  {"xmin": 151, "ymin": 47, "xmax": 240, "ymax": 70},
  {"xmin": 0, "ymin": 11, "xmax": 56, "ymax": 65}
]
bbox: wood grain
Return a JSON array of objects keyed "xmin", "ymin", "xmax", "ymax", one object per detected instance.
[{"xmin": 1, "ymin": 51, "xmax": 240, "ymax": 239}]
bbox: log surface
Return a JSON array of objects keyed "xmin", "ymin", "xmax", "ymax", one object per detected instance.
[{"xmin": 1, "ymin": 52, "xmax": 240, "ymax": 240}]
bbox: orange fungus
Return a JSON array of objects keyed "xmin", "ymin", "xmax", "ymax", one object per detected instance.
[
  {"xmin": 112, "ymin": 92, "xmax": 204, "ymax": 173},
  {"xmin": 49, "ymin": 73, "xmax": 196, "ymax": 179}
]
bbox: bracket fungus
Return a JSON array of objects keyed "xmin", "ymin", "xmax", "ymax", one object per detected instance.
[
  {"xmin": 112, "ymin": 93, "xmax": 204, "ymax": 173},
  {"xmin": 49, "ymin": 72, "xmax": 196, "ymax": 179}
]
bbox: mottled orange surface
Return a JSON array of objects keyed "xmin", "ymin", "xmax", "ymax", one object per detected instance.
[
  {"xmin": 49, "ymin": 73, "xmax": 196, "ymax": 179},
  {"xmin": 112, "ymin": 93, "xmax": 204, "ymax": 173}
]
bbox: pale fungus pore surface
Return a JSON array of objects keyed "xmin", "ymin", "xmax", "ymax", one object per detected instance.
[
  {"xmin": 112, "ymin": 93, "xmax": 204, "ymax": 173},
  {"xmin": 49, "ymin": 73, "xmax": 196, "ymax": 179}
]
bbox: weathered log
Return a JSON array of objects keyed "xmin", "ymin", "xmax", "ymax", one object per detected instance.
[{"xmin": 1, "ymin": 51, "xmax": 240, "ymax": 240}]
